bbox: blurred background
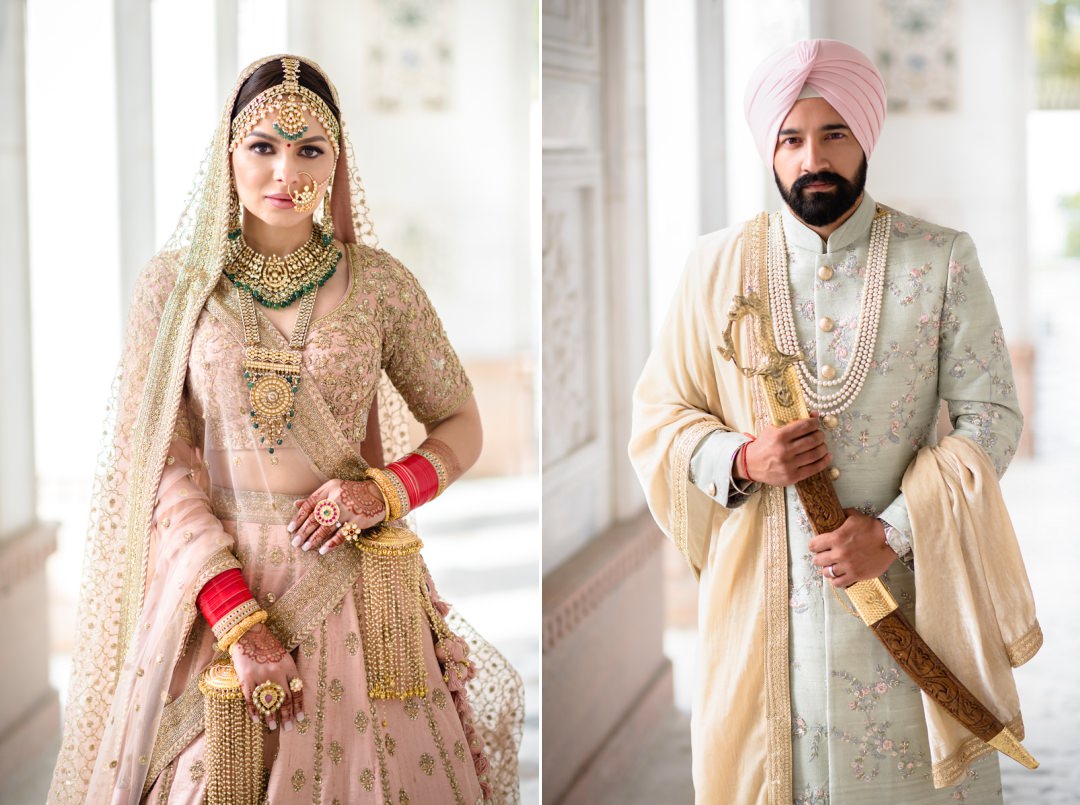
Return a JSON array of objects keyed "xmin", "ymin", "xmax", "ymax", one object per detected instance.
[
  {"xmin": 0, "ymin": 0, "xmax": 538, "ymax": 802},
  {"xmin": 543, "ymin": 0, "xmax": 1078, "ymax": 802}
]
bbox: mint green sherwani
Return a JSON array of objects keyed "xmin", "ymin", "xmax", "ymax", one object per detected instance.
[{"xmin": 690, "ymin": 194, "xmax": 1021, "ymax": 803}]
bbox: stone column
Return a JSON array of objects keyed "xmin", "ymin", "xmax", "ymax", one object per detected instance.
[
  {"xmin": 0, "ymin": 0, "xmax": 60, "ymax": 781},
  {"xmin": 113, "ymin": 0, "xmax": 155, "ymax": 311}
]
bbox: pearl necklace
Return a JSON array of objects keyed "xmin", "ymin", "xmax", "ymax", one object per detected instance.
[{"xmin": 766, "ymin": 208, "xmax": 891, "ymax": 416}]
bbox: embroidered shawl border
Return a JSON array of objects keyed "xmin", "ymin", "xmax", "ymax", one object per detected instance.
[
  {"xmin": 932, "ymin": 713, "xmax": 1025, "ymax": 788},
  {"xmin": 744, "ymin": 213, "xmax": 793, "ymax": 805},
  {"xmin": 120, "ymin": 267, "xmax": 217, "ymax": 665},
  {"xmin": 1007, "ymin": 621, "xmax": 1043, "ymax": 667},
  {"xmin": 671, "ymin": 420, "xmax": 730, "ymax": 572}
]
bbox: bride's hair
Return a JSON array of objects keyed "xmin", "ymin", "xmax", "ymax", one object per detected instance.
[{"xmin": 230, "ymin": 57, "xmax": 340, "ymax": 124}]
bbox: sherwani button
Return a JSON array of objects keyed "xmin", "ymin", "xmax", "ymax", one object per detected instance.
[
  {"xmin": 707, "ymin": 482, "xmax": 718, "ymax": 497},
  {"xmin": 829, "ymin": 467, "xmax": 841, "ymax": 480},
  {"xmin": 823, "ymin": 414, "xmax": 839, "ymax": 429},
  {"xmin": 820, "ymin": 363, "xmax": 837, "ymax": 380},
  {"xmin": 818, "ymin": 316, "xmax": 834, "ymax": 332},
  {"xmin": 818, "ymin": 265, "xmax": 834, "ymax": 281}
]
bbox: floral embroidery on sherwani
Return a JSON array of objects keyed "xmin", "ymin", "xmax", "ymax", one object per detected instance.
[{"xmin": 782, "ymin": 195, "xmax": 1016, "ymax": 804}]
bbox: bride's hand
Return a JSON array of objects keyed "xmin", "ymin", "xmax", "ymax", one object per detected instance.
[
  {"xmin": 288, "ymin": 478, "xmax": 387, "ymax": 554},
  {"xmin": 228, "ymin": 623, "xmax": 303, "ymax": 732}
]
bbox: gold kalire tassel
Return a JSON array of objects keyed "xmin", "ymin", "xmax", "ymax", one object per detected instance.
[
  {"xmin": 199, "ymin": 660, "xmax": 264, "ymax": 804},
  {"xmin": 353, "ymin": 526, "xmax": 428, "ymax": 700}
]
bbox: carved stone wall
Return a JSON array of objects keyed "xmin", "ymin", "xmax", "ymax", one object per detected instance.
[{"xmin": 542, "ymin": 1, "xmax": 671, "ymax": 802}]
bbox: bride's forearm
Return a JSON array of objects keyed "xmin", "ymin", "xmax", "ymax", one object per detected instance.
[{"xmin": 419, "ymin": 394, "xmax": 482, "ymax": 484}]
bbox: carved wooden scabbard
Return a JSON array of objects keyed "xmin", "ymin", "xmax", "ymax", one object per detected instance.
[{"xmin": 719, "ymin": 293, "xmax": 1037, "ymax": 771}]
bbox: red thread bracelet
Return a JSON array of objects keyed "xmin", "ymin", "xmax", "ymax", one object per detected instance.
[{"xmin": 740, "ymin": 433, "xmax": 757, "ymax": 483}]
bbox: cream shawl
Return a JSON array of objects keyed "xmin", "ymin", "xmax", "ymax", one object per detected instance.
[{"xmin": 902, "ymin": 434, "xmax": 1042, "ymax": 786}]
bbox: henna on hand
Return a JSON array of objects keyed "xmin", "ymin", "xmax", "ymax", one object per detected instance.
[
  {"xmin": 235, "ymin": 624, "xmax": 286, "ymax": 664},
  {"xmin": 341, "ymin": 479, "xmax": 386, "ymax": 519}
]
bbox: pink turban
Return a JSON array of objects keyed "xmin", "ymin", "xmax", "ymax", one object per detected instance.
[{"xmin": 743, "ymin": 39, "xmax": 887, "ymax": 164}]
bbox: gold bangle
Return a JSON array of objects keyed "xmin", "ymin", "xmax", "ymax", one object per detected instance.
[
  {"xmin": 216, "ymin": 609, "xmax": 268, "ymax": 653},
  {"xmin": 210, "ymin": 599, "xmax": 262, "ymax": 641},
  {"xmin": 365, "ymin": 468, "xmax": 406, "ymax": 521}
]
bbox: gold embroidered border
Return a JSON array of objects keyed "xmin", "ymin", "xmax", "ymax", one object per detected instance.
[
  {"xmin": 671, "ymin": 420, "xmax": 730, "ymax": 572},
  {"xmin": 192, "ymin": 547, "xmax": 242, "ymax": 595},
  {"xmin": 210, "ymin": 486, "xmax": 297, "ymax": 524},
  {"xmin": 143, "ymin": 536, "xmax": 367, "ymax": 795},
  {"xmin": 1006, "ymin": 621, "xmax": 1043, "ymax": 667},
  {"xmin": 121, "ymin": 266, "xmax": 217, "ymax": 665},
  {"xmin": 745, "ymin": 213, "xmax": 792, "ymax": 805},
  {"xmin": 931, "ymin": 713, "xmax": 1024, "ymax": 788}
]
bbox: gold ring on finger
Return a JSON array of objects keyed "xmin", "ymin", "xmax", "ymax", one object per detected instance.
[
  {"xmin": 313, "ymin": 499, "xmax": 340, "ymax": 527},
  {"xmin": 253, "ymin": 680, "xmax": 286, "ymax": 716},
  {"xmin": 289, "ymin": 677, "xmax": 304, "ymax": 692}
]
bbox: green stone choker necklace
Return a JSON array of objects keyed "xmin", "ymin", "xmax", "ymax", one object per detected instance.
[{"xmin": 222, "ymin": 226, "xmax": 341, "ymax": 309}]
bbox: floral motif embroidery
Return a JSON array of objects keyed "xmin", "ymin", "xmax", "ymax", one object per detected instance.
[
  {"xmin": 360, "ymin": 767, "xmax": 375, "ymax": 791},
  {"xmin": 419, "ymin": 753, "xmax": 435, "ymax": 776},
  {"xmin": 328, "ymin": 740, "xmax": 343, "ymax": 765},
  {"xmin": 290, "ymin": 769, "xmax": 306, "ymax": 791},
  {"xmin": 354, "ymin": 710, "xmax": 369, "ymax": 733},
  {"xmin": 329, "ymin": 678, "xmax": 345, "ymax": 702}
]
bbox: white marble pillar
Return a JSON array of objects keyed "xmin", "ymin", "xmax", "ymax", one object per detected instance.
[
  {"xmin": 216, "ymin": 0, "xmax": 239, "ymax": 113},
  {"xmin": 113, "ymin": 0, "xmax": 155, "ymax": 312},
  {"xmin": 697, "ymin": 0, "xmax": 727, "ymax": 231},
  {"xmin": 0, "ymin": 0, "xmax": 60, "ymax": 782}
]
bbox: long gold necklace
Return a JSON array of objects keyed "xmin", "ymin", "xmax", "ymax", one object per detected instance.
[
  {"xmin": 238, "ymin": 285, "xmax": 318, "ymax": 455},
  {"xmin": 223, "ymin": 226, "xmax": 340, "ymax": 309}
]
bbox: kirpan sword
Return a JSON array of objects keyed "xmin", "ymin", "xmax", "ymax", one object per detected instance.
[{"xmin": 718, "ymin": 292, "xmax": 1038, "ymax": 771}]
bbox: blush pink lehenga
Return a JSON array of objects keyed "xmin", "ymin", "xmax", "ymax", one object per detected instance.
[{"xmin": 136, "ymin": 244, "xmax": 517, "ymax": 804}]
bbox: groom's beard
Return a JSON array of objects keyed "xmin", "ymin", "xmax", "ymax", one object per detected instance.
[{"xmin": 775, "ymin": 157, "xmax": 868, "ymax": 227}]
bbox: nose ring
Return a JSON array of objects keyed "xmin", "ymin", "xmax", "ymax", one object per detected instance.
[{"xmin": 288, "ymin": 172, "xmax": 322, "ymax": 212}]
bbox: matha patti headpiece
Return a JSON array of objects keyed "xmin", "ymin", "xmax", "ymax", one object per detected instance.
[{"xmin": 229, "ymin": 57, "xmax": 341, "ymax": 157}]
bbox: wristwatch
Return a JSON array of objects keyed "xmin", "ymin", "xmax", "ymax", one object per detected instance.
[{"xmin": 877, "ymin": 517, "xmax": 910, "ymax": 558}]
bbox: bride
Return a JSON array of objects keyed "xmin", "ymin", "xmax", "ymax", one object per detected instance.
[{"xmin": 48, "ymin": 54, "xmax": 522, "ymax": 804}]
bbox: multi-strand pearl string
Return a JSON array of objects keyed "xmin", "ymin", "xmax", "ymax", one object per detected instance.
[{"xmin": 767, "ymin": 208, "xmax": 891, "ymax": 417}]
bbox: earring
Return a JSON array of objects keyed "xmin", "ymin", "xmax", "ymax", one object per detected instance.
[
  {"xmin": 320, "ymin": 184, "xmax": 334, "ymax": 246},
  {"xmin": 227, "ymin": 182, "xmax": 242, "ymax": 240}
]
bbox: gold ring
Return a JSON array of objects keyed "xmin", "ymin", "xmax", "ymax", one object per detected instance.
[
  {"xmin": 253, "ymin": 680, "xmax": 286, "ymax": 716},
  {"xmin": 313, "ymin": 499, "xmax": 341, "ymax": 527},
  {"xmin": 339, "ymin": 522, "xmax": 362, "ymax": 544},
  {"xmin": 289, "ymin": 677, "xmax": 304, "ymax": 693}
]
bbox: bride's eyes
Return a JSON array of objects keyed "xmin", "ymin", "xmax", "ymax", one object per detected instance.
[{"xmin": 248, "ymin": 142, "xmax": 324, "ymax": 158}]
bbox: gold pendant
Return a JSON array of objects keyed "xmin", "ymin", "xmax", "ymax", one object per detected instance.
[{"xmin": 243, "ymin": 346, "xmax": 302, "ymax": 455}]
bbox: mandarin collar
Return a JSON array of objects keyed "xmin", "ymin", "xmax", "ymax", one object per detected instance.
[{"xmin": 780, "ymin": 191, "xmax": 877, "ymax": 255}]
